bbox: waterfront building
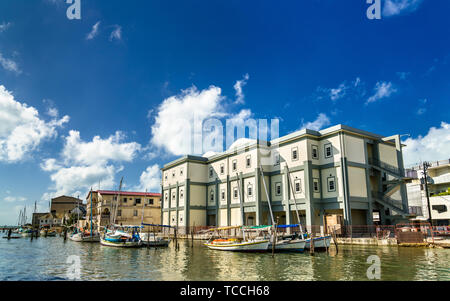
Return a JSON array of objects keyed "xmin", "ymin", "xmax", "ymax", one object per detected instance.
[
  {"xmin": 38, "ymin": 213, "xmax": 63, "ymax": 228},
  {"xmin": 86, "ymin": 190, "xmax": 162, "ymax": 231},
  {"xmin": 406, "ymin": 159, "xmax": 450, "ymax": 226},
  {"xmin": 50, "ymin": 195, "xmax": 84, "ymax": 216},
  {"xmin": 161, "ymin": 124, "xmax": 411, "ymax": 231},
  {"xmin": 32, "ymin": 213, "xmax": 47, "ymax": 228}
]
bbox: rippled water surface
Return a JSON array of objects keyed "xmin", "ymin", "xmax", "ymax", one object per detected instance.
[{"xmin": 1, "ymin": 236, "xmax": 449, "ymax": 281}]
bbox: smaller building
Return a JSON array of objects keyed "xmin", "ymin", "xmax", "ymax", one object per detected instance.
[
  {"xmin": 38, "ymin": 213, "xmax": 63, "ymax": 228},
  {"xmin": 86, "ymin": 190, "xmax": 162, "ymax": 231},
  {"xmin": 32, "ymin": 213, "xmax": 47, "ymax": 228},
  {"xmin": 50, "ymin": 196, "xmax": 84, "ymax": 216},
  {"xmin": 406, "ymin": 159, "xmax": 450, "ymax": 225}
]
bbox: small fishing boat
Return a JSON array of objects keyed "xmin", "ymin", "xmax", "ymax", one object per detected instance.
[
  {"xmin": 204, "ymin": 226, "xmax": 270, "ymax": 252},
  {"xmin": 46, "ymin": 230, "xmax": 57, "ymax": 237},
  {"xmin": 139, "ymin": 223, "xmax": 172, "ymax": 247},
  {"xmin": 100, "ymin": 226, "xmax": 142, "ymax": 248},
  {"xmin": 268, "ymin": 224, "xmax": 307, "ymax": 252},
  {"xmin": 305, "ymin": 235, "xmax": 332, "ymax": 249},
  {"xmin": 70, "ymin": 231, "xmax": 100, "ymax": 242}
]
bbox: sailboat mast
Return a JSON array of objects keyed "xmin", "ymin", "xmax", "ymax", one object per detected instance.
[{"xmin": 90, "ymin": 188, "xmax": 93, "ymax": 236}]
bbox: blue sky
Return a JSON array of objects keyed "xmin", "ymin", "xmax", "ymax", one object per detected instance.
[{"xmin": 0, "ymin": 0, "xmax": 449, "ymax": 225}]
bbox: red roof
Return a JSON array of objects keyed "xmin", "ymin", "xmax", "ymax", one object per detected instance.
[{"xmin": 90, "ymin": 190, "xmax": 161, "ymax": 197}]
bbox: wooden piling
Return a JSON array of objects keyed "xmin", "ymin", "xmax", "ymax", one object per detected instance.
[
  {"xmin": 7, "ymin": 228, "xmax": 11, "ymax": 240},
  {"xmin": 310, "ymin": 232, "xmax": 315, "ymax": 255},
  {"xmin": 147, "ymin": 226, "xmax": 150, "ymax": 249}
]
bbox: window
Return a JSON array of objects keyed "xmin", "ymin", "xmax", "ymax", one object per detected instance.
[
  {"xmin": 220, "ymin": 163, "xmax": 224, "ymax": 175},
  {"xmin": 221, "ymin": 189, "xmax": 225, "ymax": 201},
  {"xmin": 172, "ymin": 192, "xmax": 176, "ymax": 201},
  {"xmin": 312, "ymin": 145, "xmax": 319, "ymax": 160},
  {"xmin": 232, "ymin": 160, "xmax": 237, "ymax": 171},
  {"xmin": 133, "ymin": 210, "xmax": 138, "ymax": 217},
  {"xmin": 180, "ymin": 189, "xmax": 184, "ymax": 199},
  {"xmin": 148, "ymin": 198, "xmax": 154, "ymax": 205},
  {"xmin": 165, "ymin": 193, "xmax": 168, "ymax": 201},
  {"xmin": 313, "ymin": 178, "xmax": 320, "ymax": 193},
  {"xmin": 164, "ymin": 173, "xmax": 168, "ymax": 180},
  {"xmin": 117, "ymin": 210, "xmax": 122, "ymax": 217},
  {"xmin": 247, "ymin": 184, "xmax": 253, "ymax": 197},
  {"xmin": 172, "ymin": 170, "xmax": 175, "ymax": 178},
  {"xmin": 274, "ymin": 154, "xmax": 280, "ymax": 165},
  {"xmin": 275, "ymin": 182, "xmax": 282, "ymax": 196},
  {"xmin": 294, "ymin": 179, "xmax": 302, "ymax": 193},
  {"xmin": 246, "ymin": 155, "xmax": 251, "ymax": 168},
  {"xmin": 327, "ymin": 176, "xmax": 336, "ymax": 192},
  {"xmin": 135, "ymin": 198, "xmax": 141, "ymax": 205},
  {"xmin": 324, "ymin": 143, "xmax": 332, "ymax": 158},
  {"xmin": 123, "ymin": 197, "xmax": 127, "ymax": 203},
  {"xmin": 233, "ymin": 187, "xmax": 238, "ymax": 199},
  {"xmin": 209, "ymin": 167, "xmax": 213, "ymax": 178},
  {"xmin": 292, "ymin": 147, "xmax": 298, "ymax": 161},
  {"xmin": 210, "ymin": 190, "xmax": 214, "ymax": 202},
  {"xmin": 180, "ymin": 168, "xmax": 183, "ymax": 176}
]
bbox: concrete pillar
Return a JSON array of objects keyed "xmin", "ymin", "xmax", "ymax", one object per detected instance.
[
  {"xmin": 255, "ymin": 167, "xmax": 262, "ymax": 226},
  {"xmin": 185, "ymin": 179, "xmax": 190, "ymax": 230},
  {"xmin": 227, "ymin": 175, "xmax": 231, "ymax": 226},
  {"xmin": 341, "ymin": 157, "xmax": 352, "ymax": 226},
  {"xmin": 215, "ymin": 181, "xmax": 219, "ymax": 226},
  {"xmin": 304, "ymin": 160, "xmax": 315, "ymax": 228}
]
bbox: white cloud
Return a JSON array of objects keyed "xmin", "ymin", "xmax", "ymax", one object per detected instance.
[
  {"xmin": 317, "ymin": 78, "xmax": 365, "ymax": 102},
  {"xmin": 366, "ymin": 81, "xmax": 397, "ymax": 104},
  {"xmin": 233, "ymin": 73, "xmax": 249, "ymax": 104},
  {"xmin": 403, "ymin": 122, "xmax": 450, "ymax": 166},
  {"xmin": 0, "ymin": 85, "xmax": 69, "ymax": 163},
  {"xmin": 0, "ymin": 22, "xmax": 12, "ymax": 33},
  {"xmin": 133, "ymin": 164, "xmax": 161, "ymax": 192},
  {"xmin": 383, "ymin": 0, "xmax": 424, "ymax": 17},
  {"xmin": 150, "ymin": 85, "xmax": 226, "ymax": 156},
  {"xmin": 86, "ymin": 21, "xmax": 101, "ymax": 40},
  {"xmin": 42, "ymin": 130, "xmax": 141, "ymax": 199},
  {"xmin": 300, "ymin": 113, "xmax": 331, "ymax": 131},
  {"xmin": 0, "ymin": 52, "xmax": 21, "ymax": 74},
  {"xmin": 4, "ymin": 196, "xmax": 26, "ymax": 203},
  {"xmin": 109, "ymin": 25, "xmax": 122, "ymax": 41}
]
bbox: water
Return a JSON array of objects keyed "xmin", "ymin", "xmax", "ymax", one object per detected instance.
[{"xmin": 0, "ymin": 236, "xmax": 449, "ymax": 281}]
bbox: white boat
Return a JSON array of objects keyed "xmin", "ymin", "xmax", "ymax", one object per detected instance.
[
  {"xmin": 99, "ymin": 226, "xmax": 142, "ymax": 248},
  {"xmin": 305, "ymin": 236, "xmax": 332, "ymax": 249},
  {"xmin": 269, "ymin": 238, "xmax": 307, "ymax": 252},
  {"xmin": 204, "ymin": 238, "xmax": 270, "ymax": 251},
  {"xmin": 140, "ymin": 233, "xmax": 171, "ymax": 247},
  {"xmin": 100, "ymin": 236, "xmax": 142, "ymax": 248},
  {"xmin": 70, "ymin": 232, "xmax": 100, "ymax": 242}
]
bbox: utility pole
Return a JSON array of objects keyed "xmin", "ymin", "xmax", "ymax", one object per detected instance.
[{"xmin": 422, "ymin": 161, "xmax": 433, "ymax": 226}]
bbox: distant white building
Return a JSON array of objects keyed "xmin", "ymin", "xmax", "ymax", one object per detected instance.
[{"xmin": 406, "ymin": 159, "xmax": 450, "ymax": 226}]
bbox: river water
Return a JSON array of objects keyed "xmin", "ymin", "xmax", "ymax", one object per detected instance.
[{"xmin": 0, "ymin": 236, "xmax": 449, "ymax": 281}]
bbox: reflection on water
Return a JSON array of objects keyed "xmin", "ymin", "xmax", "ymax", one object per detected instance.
[{"xmin": 0, "ymin": 237, "xmax": 449, "ymax": 281}]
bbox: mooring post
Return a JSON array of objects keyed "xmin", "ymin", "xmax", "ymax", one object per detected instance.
[{"xmin": 310, "ymin": 231, "xmax": 315, "ymax": 255}]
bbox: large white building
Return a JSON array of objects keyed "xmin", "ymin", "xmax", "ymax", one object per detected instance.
[
  {"xmin": 161, "ymin": 124, "xmax": 411, "ymax": 231},
  {"xmin": 406, "ymin": 159, "xmax": 450, "ymax": 226}
]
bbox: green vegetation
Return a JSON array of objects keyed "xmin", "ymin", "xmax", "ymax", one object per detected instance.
[{"xmin": 432, "ymin": 188, "xmax": 450, "ymax": 197}]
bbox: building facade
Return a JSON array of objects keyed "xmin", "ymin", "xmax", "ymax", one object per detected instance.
[
  {"xmin": 161, "ymin": 124, "xmax": 411, "ymax": 230},
  {"xmin": 86, "ymin": 190, "xmax": 162, "ymax": 231},
  {"xmin": 50, "ymin": 196, "xmax": 83, "ymax": 216},
  {"xmin": 406, "ymin": 159, "xmax": 450, "ymax": 225}
]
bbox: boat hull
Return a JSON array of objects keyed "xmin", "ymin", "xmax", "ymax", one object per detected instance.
[
  {"xmin": 204, "ymin": 240, "xmax": 270, "ymax": 252},
  {"xmin": 305, "ymin": 236, "xmax": 332, "ymax": 249},
  {"xmin": 70, "ymin": 233, "xmax": 100, "ymax": 242},
  {"xmin": 100, "ymin": 237, "xmax": 142, "ymax": 248},
  {"xmin": 139, "ymin": 233, "xmax": 171, "ymax": 247},
  {"xmin": 269, "ymin": 239, "xmax": 306, "ymax": 252}
]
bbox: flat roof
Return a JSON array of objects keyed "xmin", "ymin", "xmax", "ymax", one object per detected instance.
[{"xmin": 87, "ymin": 190, "xmax": 161, "ymax": 199}]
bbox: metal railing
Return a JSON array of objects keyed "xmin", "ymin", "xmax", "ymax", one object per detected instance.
[
  {"xmin": 371, "ymin": 191, "xmax": 405, "ymax": 212},
  {"xmin": 368, "ymin": 158, "xmax": 403, "ymax": 176}
]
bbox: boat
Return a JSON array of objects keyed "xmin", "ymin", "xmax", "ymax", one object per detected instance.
[
  {"xmin": 69, "ymin": 188, "xmax": 100, "ymax": 242},
  {"xmin": 70, "ymin": 231, "xmax": 100, "ymax": 242},
  {"xmin": 100, "ymin": 226, "xmax": 142, "ymax": 248},
  {"xmin": 305, "ymin": 235, "xmax": 332, "ymax": 249},
  {"xmin": 204, "ymin": 226, "xmax": 270, "ymax": 252},
  {"xmin": 268, "ymin": 224, "xmax": 307, "ymax": 252},
  {"xmin": 46, "ymin": 230, "xmax": 57, "ymax": 237},
  {"xmin": 139, "ymin": 223, "xmax": 172, "ymax": 247}
]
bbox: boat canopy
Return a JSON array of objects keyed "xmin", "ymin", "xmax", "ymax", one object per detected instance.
[
  {"xmin": 141, "ymin": 223, "xmax": 174, "ymax": 228},
  {"xmin": 242, "ymin": 225, "xmax": 272, "ymax": 231},
  {"xmin": 207, "ymin": 226, "xmax": 242, "ymax": 232},
  {"xmin": 276, "ymin": 224, "xmax": 301, "ymax": 229}
]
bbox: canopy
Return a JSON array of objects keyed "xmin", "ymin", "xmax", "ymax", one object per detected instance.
[
  {"xmin": 276, "ymin": 224, "xmax": 301, "ymax": 229},
  {"xmin": 141, "ymin": 223, "xmax": 174, "ymax": 228},
  {"xmin": 207, "ymin": 226, "xmax": 241, "ymax": 232}
]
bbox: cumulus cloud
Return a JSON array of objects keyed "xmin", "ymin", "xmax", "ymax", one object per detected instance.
[
  {"xmin": 133, "ymin": 164, "xmax": 161, "ymax": 192},
  {"xmin": 316, "ymin": 77, "xmax": 365, "ymax": 102},
  {"xmin": 41, "ymin": 130, "xmax": 141, "ymax": 199},
  {"xmin": 86, "ymin": 21, "xmax": 101, "ymax": 40},
  {"xmin": 300, "ymin": 113, "xmax": 331, "ymax": 131},
  {"xmin": 403, "ymin": 122, "xmax": 450, "ymax": 166},
  {"xmin": 0, "ymin": 85, "xmax": 69, "ymax": 163},
  {"xmin": 383, "ymin": 0, "xmax": 424, "ymax": 17},
  {"xmin": 234, "ymin": 73, "xmax": 249, "ymax": 104},
  {"xmin": 109, "ymin": 25, "xmax": 122, "ymax": 41},
  {"xmin": 4, "ymin": 196, "xmax": 26, "ymax": 203},
  {"xmin": 0, "ymin": 52, "xmax": 21, "ymax": 74},
  {"xmin": 366, "ymin": 81, "xmax": 397, "ymax": 105}
]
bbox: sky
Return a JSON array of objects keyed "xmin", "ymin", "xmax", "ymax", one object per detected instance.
[{"xmin": 0, "ymin": 0, "xmax": 449, "ymax": 225}]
